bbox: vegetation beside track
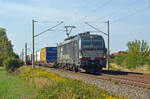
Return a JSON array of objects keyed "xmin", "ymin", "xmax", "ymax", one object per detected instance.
[
  {"xmin": 0, "ymin": 28, "xmax": 22, "ymax": 72},
  {"xmin": 10, "ymin": 66, "xmax": 126, "ymax": 99},
  {"xmin": 110, "ymin": 40, "xmax": 150, "ymax": 72},
  {"xmin": 109, "ymin": 63, "xmax": 150, "ymax": 74},
  {"xmin": 0, "ymin": 67, "xmax": 37, "ymax": 99}
]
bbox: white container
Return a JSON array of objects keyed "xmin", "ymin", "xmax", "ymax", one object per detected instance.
[{"xmin": 37, "ymin": 50, "xmax": 41, "ymax": 62}]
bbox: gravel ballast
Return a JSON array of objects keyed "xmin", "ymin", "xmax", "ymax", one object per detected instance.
[{"xmin": 39, "ymin": 67, "xmax": 150, "ymax": 99}]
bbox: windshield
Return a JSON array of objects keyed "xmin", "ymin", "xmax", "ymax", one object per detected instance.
[
  {"xmin": 81, "ymin": 38, "xmax": 104, "ymax": 49},
  {"xmin": 82, "ymin": 39, "xmax": 91, "ymax": 48}
]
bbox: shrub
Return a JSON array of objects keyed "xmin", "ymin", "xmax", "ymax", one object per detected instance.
[
  {"xmin": 147, "ymin": 57, "xmax": 150, "ymax": 67},
  {"xmin": 114, "ymin": 80, "xmax": 119, "ymax": 85},
  {"xmin": 122, "ymin": 54, "xmax": 148, "ymax": 69},
  {"xmin": 123, "ymin": 55, "xmax": 137, "ymax": 69},
  {"xmin": 114, "ymin": 55, "xmax": 126, "ymax": 65},
  {"xmin": 136, "ymin": 56, "xmax": 147, "ymax": 66},
  {"xmin": 3, "ymin": 57, "xmax": 22, "ymax": 73}
]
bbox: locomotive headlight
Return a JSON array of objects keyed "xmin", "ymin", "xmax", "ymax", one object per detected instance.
[
  {"xmin": 79, "ymin": 55, "xmax": 82, "ymax": 59},
  {"xmin": 104, "ymin": 55, "xmax": 106, "ymax": 58}
]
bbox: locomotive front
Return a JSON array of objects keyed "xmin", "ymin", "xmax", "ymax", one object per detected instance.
[{"xmin": 79, "ymin": 33, "xmax": 106, "ymax": 73}]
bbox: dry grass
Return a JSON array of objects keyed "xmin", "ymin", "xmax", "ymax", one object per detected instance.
[
  {"xmin": 17, "ymin": 66, "xmax": 127, "ymax": 99},
  {"xmin": 110, "ymin": 63, "xmax": 150, "ymax": 74}
]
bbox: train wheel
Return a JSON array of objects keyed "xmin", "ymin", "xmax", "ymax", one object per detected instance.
[{"xmin": 75, "ymin": 67, "xmax": 78, "ymax": 72}]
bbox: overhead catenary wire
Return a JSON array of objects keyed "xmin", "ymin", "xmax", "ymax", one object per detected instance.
[
  {"xmin": 85, "ymin": 22, "xmax": 108, "ymax": 36},
  {"xmin": 34, "ymin": 21, "xmax": 63, "ymax": 37},
  {"xmin": 78, "ymin": 0, "xmax": 112, "ymax": 22},
  {"xmin": 92, "ymin": 0, "xmax": 138, "ymax": 22},
  {"xmin": 111, "ymin": 5, "xmax": 150, "ymax": 24},
  {"xmin": 35, "ymin": 29, "xmax": 65, "ymax": 44},
  {"xmin": 72, "ymin": 0, "xmax": 112, "ymax": 31},
  {"xmin": 90, "ymin": 5, "xmax": 150, "ymax": 30}
]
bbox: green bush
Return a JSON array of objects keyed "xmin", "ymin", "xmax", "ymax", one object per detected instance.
[
  {"xmin": 123, "ymin": 55, "xmax": 137, "ymax": 69},
  {"xmin": 3, "ymin": 57, "xmax": 22, "ymax": 73},
  {"xmin": 122, "ymin": 55, "xmax": 147, "ymax": 69},
  {"xmin": 136, "ymin": 56, "xmax": 146, "ymax": 66},
  {"xmin": 147, "ymin": 57, "xmax": 150, "ymax": 67},
  {"xmin": 114, "ymin": 55, "xmax": 126, "ymax": 65}
]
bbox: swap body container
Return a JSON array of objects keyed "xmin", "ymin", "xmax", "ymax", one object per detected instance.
[
  {"xmin": 37, "ymin": 50, "xmax": 41, "ymax": 62},
  {"xmin": 41, "ymin": 47, "xmax": 57, "ymax": 63}
]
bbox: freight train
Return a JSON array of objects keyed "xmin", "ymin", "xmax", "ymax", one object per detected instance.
[
  {"xmin": 27, "ymin": 47, "xmax": 57, "ymax": 66},
  {"xmin": 26, "ymin": 32, "xmax": 106, "ymax": 74}
]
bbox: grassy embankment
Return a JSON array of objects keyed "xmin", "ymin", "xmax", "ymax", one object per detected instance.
[
  {"xmin": 0, "ymin": 67, "xmax": 37, "ymax": 99},
  {"xmin": 109, "ymin": 63, "xmax": 150, "ymax": 74},
  {"xmin": 0, "ymin": 66, "xmax": 127, "ymax": 99}
]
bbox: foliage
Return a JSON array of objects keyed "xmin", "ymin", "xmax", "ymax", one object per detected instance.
[
  {"xmin": 114, "ymin": 55, "xmax": 126, "ymax": 65},
  {"xmin": 0, "ymin": 27, "xmax": 21, "ymax": 72},
  {"xmin": 147, "ymin": 55, "xmax": 150, "ymax": 67},
  {"xmin": 19, "ymin": 66, "xmax": 127, "ymax": 99},
  {"xmin": 112, "ymin": 40, "xmax": 150, "ymax": 69},
  {"xmin": 127, "ymin": 40, "xmax": 149, "ymax": 57},
  {"xmin": 0, "ymin": 28, "xmax": 14, "ymax": 65},
  {"xmin": 124, "ymin": 40, "xmax": 149, "ymax": 68},
  {"xmin": 110, "ymin": 54, "xmax": 115, "ymax": 63},
  {"xmin": 3, "ymin": 57, "xmax": 22, "ymax": 72},
  {"xmin": 122, "ymin": 55, "xmax": 137, "ymax": 69},
  {"xmin": 114, "ymin": 80, "xmax": 119, "ymax": 85}
]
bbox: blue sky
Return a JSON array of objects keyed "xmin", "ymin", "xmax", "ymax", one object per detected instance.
[{"xmin": 0, "ymin": 0, "xmax": 150, "ymax": 55}]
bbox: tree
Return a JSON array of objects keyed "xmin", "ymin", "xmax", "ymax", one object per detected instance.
[
  {"xmin": 125, "ymin": 40, "xmax": 149, "ymax": 68},
  {"xmin": 127, "ymin": 40, "xmax": 149, "ymax": 57},
  {"xmin": 0, "ymin": 28, "xmax": 14, "ymax": 66}
]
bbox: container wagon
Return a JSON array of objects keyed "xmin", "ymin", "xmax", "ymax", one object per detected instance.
[{"xmin": 40, "ymin": 47, "xmax": 57, "ymax": 66}]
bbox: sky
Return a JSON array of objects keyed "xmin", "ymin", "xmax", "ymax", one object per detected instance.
[{"xmin": 0, "ymin": 0, "xmax": 150, "ymax": 55}]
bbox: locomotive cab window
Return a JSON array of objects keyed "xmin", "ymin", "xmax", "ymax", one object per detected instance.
[
  {"xmin": 93, "ymin": 39, "xmax": 103, "ymax": 48},
  {"xmin": 81, "ymin": 37, "xmax": 104, "ymax": 49},
  {"xmin": 82, "ymin": 39, "xmax": 91, "ymax": 48}
]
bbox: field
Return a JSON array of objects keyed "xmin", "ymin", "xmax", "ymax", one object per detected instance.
[
  {"xmin": 0, "ymin": 67, "xmax": 37, "ymax": 99},
  {"xmin": 0, "ymin": 66, "xmax": 127, "ymax": 99}
]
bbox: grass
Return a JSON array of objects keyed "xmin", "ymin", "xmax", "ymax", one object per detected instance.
[
  {"xmin": 0, "ymin": 66, "xmax": 128, "ymax": 99},
  {"xmin": 109, "ymin": 63, "xmax": 150, "ymax": 74},
  {"xmin": 0, "ymin": 67, "xmax": 37, "ymax": 99},
  {"xmin": 114, "ymin": 80, "xmax": 120, "ymax": 85},
  {"xmin": 18, "ymin": 66, "xmax": 127, "ymax": 99}
]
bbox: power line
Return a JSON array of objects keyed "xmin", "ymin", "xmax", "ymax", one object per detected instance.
[
  {"xmin": 71, "ymin": 0, "xmax": 112, "ymax": 32},
  {"xmin": 35, "ymin": 29, "xmax": 64, "ymax": 44},
  {"xmin": 80, "ymin": 0, "xmax": 112, "ymax": 21},
  {"xmin": 34, "ymin": 21, "xmax": 63, "ymax": 37},
  {"xmin": 85, "ymin": 22, "xmax": 108, "ymax": 35},
  {"xmin": 92, "ymin": 0, "xmax": 138, "ymax": 22},
  {"xmin": 111, "ymin": 5, "xmax": 150, "ymax": 24}
]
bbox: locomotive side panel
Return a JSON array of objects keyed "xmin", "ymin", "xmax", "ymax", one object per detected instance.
[
  {"xmin": 57, "ymin": 39, "xmax": 80, "ymax": 67},
  {"xmin": 57, "ymin": 42, "xmax": 75, "ymax": 64}
]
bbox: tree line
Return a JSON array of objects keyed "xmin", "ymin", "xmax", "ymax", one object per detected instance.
[
  {"xmin": 111, "ymin": 40, "xmax": 150, "ymax": 69},
  {"xmin": 0, "ymin": 28, "xmax": 22, "ymax": 72}
]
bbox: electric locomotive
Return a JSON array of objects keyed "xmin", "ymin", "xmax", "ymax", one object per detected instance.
[{"xmin": 57, "ymin": 32, "xmax": 106, "ymax": 73}]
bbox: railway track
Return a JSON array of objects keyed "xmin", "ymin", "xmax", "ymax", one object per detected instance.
[
  {"xmin": 102, "ymin": 70, "xmax": 150, "ymax": 79},
  {"xmin": 38, "ymin": 66, "xmax": 150, "ymax": 90}
]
